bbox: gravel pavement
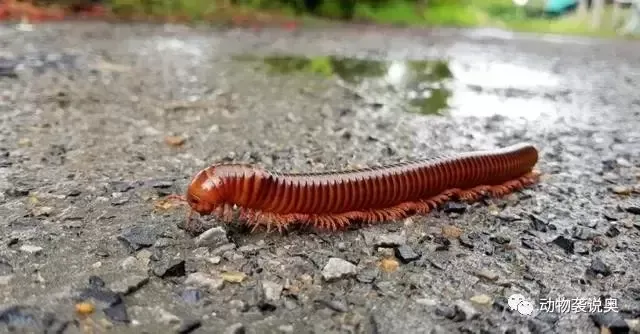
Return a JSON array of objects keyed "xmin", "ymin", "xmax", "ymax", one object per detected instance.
[{"xmin": 0, "ymin": 22, "xmax": 639, "ymax": 334}]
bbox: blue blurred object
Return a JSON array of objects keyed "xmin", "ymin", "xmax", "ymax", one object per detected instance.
[{"xmin": 545, "ymin": 0, "xmax": 578, "ymax": 14}]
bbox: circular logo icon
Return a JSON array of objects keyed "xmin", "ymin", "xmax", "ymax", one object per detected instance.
[{"xmin": 508, "ymin": 294, "xmax": 535, "ymax": 316}]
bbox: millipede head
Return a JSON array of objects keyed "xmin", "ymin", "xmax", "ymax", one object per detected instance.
[{"xmin": 186, "ymin": 167, "xmax": 225, "ymax": 216}]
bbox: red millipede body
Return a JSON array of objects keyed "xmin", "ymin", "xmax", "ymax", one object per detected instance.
[{"xmin": 181, "ymin": 143, "xmax": 541, "ymax": 232}]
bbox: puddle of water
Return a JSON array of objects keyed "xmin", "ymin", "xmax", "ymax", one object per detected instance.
[
  {"xmin": 449, "ymin": 61, "xmax": 560, "ymax": 89},
  {"xmin": 234, "ymin": 54, "xmax": 454, "ymax": 115},
  {"xmin": 233, "ymin": 54, "xmax": 562, "ymax": 120}
]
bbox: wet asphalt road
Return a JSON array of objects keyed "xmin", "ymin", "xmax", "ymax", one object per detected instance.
[{"xmin": 0, "ymin": 22, "xmax": 639, "ymax": 334}]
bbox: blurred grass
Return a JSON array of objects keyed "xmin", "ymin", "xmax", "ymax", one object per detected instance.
[{"xmin": 354, "ymin": 0, "xmax": 487, "ymax": 27}]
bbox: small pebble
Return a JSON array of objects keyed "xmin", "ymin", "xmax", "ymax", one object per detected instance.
[
  {"xmin": 191, "ymin": 247, "xmax": 209, "ymax": 258},
  {"xmin": 377, "ymin": 247, "xmax": 395, "ymax": 257},
  {"xmin": 403, "ymin": 217, "xmax": 414, "ymax": 227},
  {"xmin": 33, "ymin": 206, "xmax": 53, "ymax": 217},
  {"xmin": 379, "ymin": 257, "xmax": 399, "ymax": 273},
  {"xmin": 443, "ymin": 202, "xmax": 466, "ymax": 214},
  {"xmin": 278, "ymin": 324, "xmax": 294, "ymax": 333},
  {"xmin": 591, "ymin": 236, "xmax": 609, "ymax": 252},
  {"xmin": 603, "ymin": 211, "xmax": 621, "ymax": 221},
  {"xmin": 490, "ymin": 234, "xmax": 510, "ymax": 244},
  {"xmin": 416, "ymin": 298, "xmax": 437, "ymax": 306},
  {"xmin": 470, "ymin": 294, "xmax": 492, "ymax": 306},
  {"xmin": 551, "ymin": 236, "xmax": 575, "ymax": 254},
  {"xmin": 224, "ymin": 323, "xmax": 245, "ymax": 334},
  {"xmin": 590, "ymin": 312, "xmax": 629, "ymax": 332},
  {"xmin": 529, "ymin": 214, "xmax": 550, "ymax": 232},
  {"xmin": 118, "ymin": 226, "xmax": 158, "ymax": 251},
  {"xmin": 120, "ymin": 256, "xmax": 142, "ymax": 270},
  {"xmin": 111, "ymin": 197, "xmax": 129, "ymax": 206},
  {"xmin": 626, "ymin": 319, "xmax": 640, "ymax": 332},
  {"xmin": 283, "ymin": 297, "xmax": 298, "ymax": 310},
  {"xmin": 19, "ymin": 245, "xmax": 43, "ymax": 254},
  {"xmin": 616, "ymin": 157, "xmax": 632, "ymax": 167},
  {"xmin": 156, "ymin": 308, "xmax": 180, "ymax": 324},
  {"xmin": 453, "ymin": 300, "xmax": 479, "ymax": 321},
  {"xmin": 181, "ymin": 289, "xmax": 203, "ymax": 304},
  {"xmin": 211, "ymin": 243, "xmax": 236, "ymax": 255},
  {"xmin": 574, "ymin": 242, "xmax": 590, "ymax": 255},
  {"xmin": 237, "ymin": 244, "xmax": 262, "ymax": 254},
  {"xmin": 475, "ymin": 269, "xmax": 499, "ymax": 281},
  {"xmin": 623, "ymin": 202, "xmax": 640, "ymax": 215},
  {"xmin": 75, "ymin": 302, "xmax": 95, "ymax": 316},
  {"xmin": 316, "ymin": 299, "xmax": 348, "ymax": 312},
  {"xmin": 221, "ymin": 271, "xmax": 246, "ymax": 283},
  {"xmin": 185, "ymin": 272, "xmax": 224, "ymax": 292},
  {"xmin": 356, "ymin": 269, "xmax": 378, "ymax": 283},
  {"xmin": 137, "ymin": 250, "xmax": 152, "ymax": 264},
  {"xmin": 441, "ymin": 225, "xmax": 462, "ymax": 239},
  {"xmin": 521, "ymin": 238, "xmax": 537, "ymax": 250},
  {"xmin": 195, "ymin": 227, "xmax": 228, "ymax": 248},
  {"xmin": 322, "ymin": 258, "xmax": 357, "ymax": 281},
  {"xmin": 572, "ymin": 226, "xmax": 597, "ymax": 240},
  {"xmin": 153, "ymin": 238, "xmax": 174, "ymax": 248},
  {"xmin": 587, "ymin": 257, "xmax": 612, "ymax": 277},
  {"xmin": 611, "ymin": 185, "xmax": 632, "ymax": 195},
  {"xmin": 165, "ymin": 135, "xmax": 186, "ymax": 147},
  {"xmin": 261, "ymin": 280, "xmax": 283, "ymax": 301},
  {"xmin": 395, "ymin": 245, "xmax": 420, "ymax": 263},
  {"xmin": 497, "ymin": 211, "xmax": 522, "ymax": 222},
  {"xmin": 150, "ymin": 180, "xmax": 174, "ymax": 189},
  {"xmin": 435, "ymin": 305, "xmax": 456, "ymax": 319},
  {"xmin": 88, "ymin": 275, "xmax": 106, "ymax": 288},
  {"xmin": 373, "ymin": 233, "xmax": 406, "ymax": 248},
  {"xmin": 579, "ymin": 219, "xmax": 598, "ymax": 228},
  {"xmin": 104, "ymin": 302, "xmax": 129, "ymax": 323},
  {"xmin": 152, "ymin": 258, "xmax": 186, "ymax": 278},
  {"xmin": 605, "ymin": 226, "xmax": 620, "ymax": 237}
]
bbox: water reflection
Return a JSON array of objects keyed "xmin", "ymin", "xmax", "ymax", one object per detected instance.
[
  {"xmin": 233, "ymin": 54, "xmax": 453, "ymax": 115},
  {"xmin": 232, "ymin": 54, "xmax": 561, "ymax": 120}
]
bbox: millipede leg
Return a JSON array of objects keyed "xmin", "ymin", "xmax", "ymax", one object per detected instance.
[
  {"xmin": 442, "ymin": 188, "xmax": 461, "ymax": 198},
  {"xmin": 165, "ymin": 194, "xmax": 186, "ymax": 202},
  {"xmin": 237, "ymin": 210, "xmax": 297, "ymax": 234},
  {"xmin": 221, "ymin": 203, "xmax": 234, "ymax": 222},
  {"xmin": 457, "ymin": 185, "xmax": 492, "ymax": 202}
]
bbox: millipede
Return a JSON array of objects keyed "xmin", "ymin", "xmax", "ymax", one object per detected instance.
[{"xmin": 168, "ymin": 143, "xmax": 541, "ymax": 233}]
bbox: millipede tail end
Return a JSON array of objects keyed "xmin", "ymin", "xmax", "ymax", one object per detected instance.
[{"xmin": 481, "ymin": 170, "xmax": 541, "ymax": 200}]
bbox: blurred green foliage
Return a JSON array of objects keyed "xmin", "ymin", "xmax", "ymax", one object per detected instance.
[
  {"xmin": 108, "ymin": 0, "xmax": 216, "ymax": 18},
  {"xmin": 31, "ymin": 0, "xmax": 631, "ymax": 37}
]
